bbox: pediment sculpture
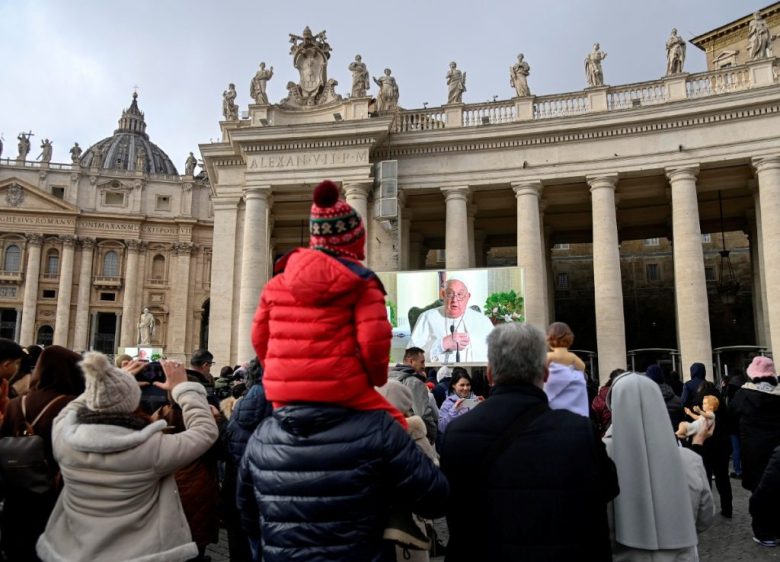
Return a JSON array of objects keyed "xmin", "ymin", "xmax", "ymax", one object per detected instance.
[{"xmin": 280, "ymin": 26, "xmax": 342, "ymax": 109}]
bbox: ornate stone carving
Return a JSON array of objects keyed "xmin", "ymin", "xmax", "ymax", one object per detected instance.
[
  {"xmin": 5, "ymin": 184, "xmax": 24, "ymax": 207},
  {"xmin": 510, "ymin": 54, "xmax": 531, "ymax": 97},
  {"xmin": 39, "ymin": 139, "xmax": 53, "ymax": 163},
  {"xmin": 138, "ymin": 307, "xmax": 155, "ymax": 345},
  {"xmin": 38, "ymin": 170, "xmax": 47, "ymax": 181},
  {"xmin": 60, "ymin": 235, "xmax": 77, "ymax": 247},
  {"xmin": 80, "ymin": 237, "xmax": 96, "ymax": 249},
  {"xmin": 665, "ymin": 28, "xmax": 686, "ymax": 75},
  {"xmin": 69, "ymin": 142, "xmax": 82, "ymax": 163},
  {"xmin": 184, "ymin": 152, "xmax": 197, "ymax": 175},
  {"xmin": 222, "ymin": 83, "xmax": 239, "ymax": 120},
  {"xmin": 135, "ymin": 147, "xmax": 146, "ymax": 173},
  {"xmin": 127, "ymin": 239, "xmax": 143, "ymax": 252},
  {"xmin": 26, "ymin": 233, "xmax": 43, "ymax": 246},
  {"xmin": 250, "ymin": 62, "xmax": 274, "ymax": 105},
  {"xmin": 280, "ymin": 27, "xmax": 341, "ymax": 108},
  {"xmin": 446, "ymin": 62, "xmax": 466, "ymax": 104},
  {"xmin": 349, "ymin": 55, "xmax": 370, "ymax": 98},
  {"xmin": 17, "ymin": 132, "xmax": 32, "ymax": 161},
  {"xmin": 89, "ymin": 175, "xmax": 98, "ymax": 186},
  {"xmin": 172, "ymin": 242, "xmax": 195, "ymax": 256},
  {"xmin": 585, "ymin": 43, "xmax": 607, "ymax": 87},
  {"xmin": 748, "ymin": 11, "xmax": 772, "ymax": 60},
  {"xmin": 373, "ymin": 68, "xmax": 399, "ymax": 112},
  {"xmin": 91, "ymin": 145, "xmax": 104, "ymax": 168}
]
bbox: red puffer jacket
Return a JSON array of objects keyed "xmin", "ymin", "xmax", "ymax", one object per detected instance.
[{"xmin": 252, "ymin": 248, "xmax": 405, "ymax": 426}]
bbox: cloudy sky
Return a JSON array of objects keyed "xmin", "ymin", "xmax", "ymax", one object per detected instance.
[{"xmin": 0, "ymin": 0, "xmax": 770, "ymax": 171}]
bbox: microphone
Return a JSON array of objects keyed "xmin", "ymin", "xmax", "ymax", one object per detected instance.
[{"xmin": 450, "ymin": 324, "xmax": 460, "ymax": 363}]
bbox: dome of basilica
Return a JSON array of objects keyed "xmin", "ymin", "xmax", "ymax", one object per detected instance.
[{"xmin": 80, "ymin": 93, "xmax": 178, "ymax": 175}]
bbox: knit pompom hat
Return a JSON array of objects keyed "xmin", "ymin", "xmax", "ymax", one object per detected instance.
[
  {"xmin": 747, "ymin": 356, "xmax": 776, "ymax": 379},
  {"xmin": 80, "ymin": 351, "xmax": 141, "ymax": 413},
  {"xmin": 309, "ymin": 180, "xmax": 366, "ymax": 260}
]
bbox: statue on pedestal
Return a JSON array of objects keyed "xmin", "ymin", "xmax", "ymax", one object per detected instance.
[
  {"xmin": 91, "ymin": 145, "xmax": 103, "ymax": 168},
  {"xmin": 281, "ymin": 26, "xmax": 340, "ymax": 108},
  {"xmin": 349, "ymin": 54, "xmax": 370, "ymax": 98},
  {"xmin": 184, "ymin": 152, "xmax": 197, "ymax": 176},
  {"xmin": 250, "ymin": 62, "xmax": 274, "ymax": 105},
  {"xmin": 665, "ymin": 28, "xmax": 686, "ymax": 75},
  {"xmin": 748, "ymin": 12, "xmax": 772, "ymax": 60},
  {"xmin": 585, "ymin": 43, "xmax": 607, "ymax": 87},
  {"xmin": 222, "ymin": 83, "xmax": 239, "ymax": 120},
  {"xmin": 510, "ymin": 53, "xmax": 531, "ymax": 97},
  {"xmin": 138, "ymin": 307, "xmax": 155, "ymax": 345},
  {"xmin": 69, "ymin": 142, "xmax": 82, "ymax": 163},
  {"xmin": 446, "ymin": 62, "xmax": 467, "ymax": 104},
  {"xmin": 135, "ymin": 147, "xmax": 146, "ymax": 173},
  {"xmin": 373, "ymin": 68, "xmax": 399, "ymax": 112},
  {"xmin": 38, "ymin": 139, "xmax": 53, "ymax": 163},
  {"xmin": 17, "ymin": 132, "xmax": 32, "ymax": 161}
]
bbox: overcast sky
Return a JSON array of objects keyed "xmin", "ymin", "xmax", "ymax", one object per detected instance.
[{"xmin": 0, "ymin": 0, "xmax": 770, "ymax": 172}]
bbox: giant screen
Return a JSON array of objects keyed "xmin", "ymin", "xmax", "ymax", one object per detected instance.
[{"xmin": 376, "ymin": 267, "xmax": 525, "ymax": 367}]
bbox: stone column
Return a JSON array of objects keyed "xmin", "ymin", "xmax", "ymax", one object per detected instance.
[
  {"xmin": 53, "ymin": 235, "xmax": 77, "ymax": 346},
  {"xmin": 119, "ymin": 240, "xmax": 142, "ymax": 348},
  {"xmin": 587, "ymin": 174, "xmax": 627, "ymax": 382},
  {"xmin": 667, "ymin": 166, "xmax": 712, "ymax": 376},
  {"xmin": 168, "ymin": 242, "xmax": 194, "ymax": 359},
  {"xmin": 237, "ymin": 187, "xmax": 271, "ymax": 363},
  {"xmin": 72, "ymin": 238, "xmax": 95, "ymax": 351},
  {"xmin": 114, "ymin": 313, "xmax": 122, "ymax": 348},
  {"xmin": 14, "ymin": 308, "xmax": 22, "ymax": 342},
  {"xmin": 344, "ymin": 181, "xmax": 372, "ymax": 261},
  {"xmin": 751, "ymin": 187, "xmax": 771, "ymax": 349},
  {"xmin": 467, "ymin": 206, "xmax": 477, "ymax": 268},
  {"xmin": 210, "ymin": 196, "xmax": 241, "ymax": 365},
  {"xmin": 754, "ymin": 156, "xmax": 780, "ymax": 354},
  {"xmin": 513, "ymin": 182, "xmax": 547, "ymax": 329},
  {"xmin": 19, "ymin": 234, "xmax": 43, "ymax": 345},
  {"xmin": 441, "ymin": 186, "xmax": 470, "ymax": 269},
  {"xmin": 89, "ymin": 311, "xmax": 98, "ymax": 350}
]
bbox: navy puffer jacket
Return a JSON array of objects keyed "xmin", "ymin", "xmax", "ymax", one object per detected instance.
[
  {"xmin": 225, "ymin": 382, "xmax": 272, "ymax": 465},
  {"xmin": 237, "ymin": 404, "xmax": 449, "ymax": 562}
]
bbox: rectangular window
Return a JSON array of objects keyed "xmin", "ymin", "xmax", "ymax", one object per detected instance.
[
  {"xmin": 42, "ymin": 289, "xmax": 56, "ymax": 299},
  {"xmin": 701, "ymin": 233, "xmax": 711, "ymax": 243},
  {"xmin": 644, "ymin": 238, "xmax": 660, "ymax": 246},
  {"xmin": 646, "ymin": 263, "xmax": 660, "ymax": 282},
  {"xmin": 104, "ymin": 192, "xmax": 125, "ymax": 206},
  {"xmin": 99, "ymin": 292, "xmax": 116, "ymax": 301},
  {"xmin": 704, "ymin": 266, "xmax": 716, "ymax": 281},
  {"xmin": 553, "ymin": 243, "xmax": 570, "ymax": 250},
  {"xmin": 155, "ymin": 195, "xmax": 171, "ymax": 211},
  {"xmin": 51, "ymin": 186, "xmax": 65, "ymax": 199},
  {"xmin": 556, "ymin": 272, "xmax": 570, "ymax": 290}
]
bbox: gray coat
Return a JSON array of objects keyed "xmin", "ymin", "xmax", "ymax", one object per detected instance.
[{"xmin": 388, "ymin": 364, "xmax": 437, "ymax": 443}]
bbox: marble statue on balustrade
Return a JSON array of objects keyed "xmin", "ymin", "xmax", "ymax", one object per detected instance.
[
  {"xmin": 222, "ymin": 83, "xmax": 239, "ymax": 120},
  {"xmin": 748, "ymin": 12, "xmax": 772, "ymax": 60},
  {"xmin": 373, "ymin": 68, "xmax": 400, "ymax": 112},
  {"xmin": 69, "ymin": 142, "xmax": 82, "ymax": 163},
  {"xmin": 0, "ymin": 135, "xmax": 4, "ymax": 160},
  {"xmin": 446, "ymin": 62, "xmax": 467, "ymax": 104},
  {"xmin": 138, "ymin": 307, "xmax": 155, "ymax": 345},
  {"xmin": 665, "ymin": 28, "xmax": 686, "ymax": 75},
  {"xmin": 349, "ymin": 54, "xmax": 370, "ymax": 98},
  {"xmin": 510, "ymin": 53, "xmax": 531, "ymax": 97},
  {"xmin": 280, "ymin": 26, "xmax": 341, "ymax": 108},
  {"xmin": 17, "ymin": 132, "xmax": 31, "ymax": 161},
  {"xmin": 250, "ymin": 62, "xmax": 274, "ymax": 105},
  {"xmin": 38, "ymin": 139, "xmax": 53, "ymax": 163},
  {"xmin": 91, "ymin": 145, "xmax": 103, "ymax": 168},
  {"xmin": 585, "ymin": 43, "xmax": 607, "ymax": 87},
  {"xmin": 135, "ymin": 147, "xmax": 146, "ymax": 173},
  {"xmin": 184, "ymin": 152, "xmax": 197, "ymax": 176}
]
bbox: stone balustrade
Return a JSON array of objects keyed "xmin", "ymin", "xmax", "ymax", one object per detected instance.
[
  {"xmin": 686, "ymin": 66, "xmax": 751, "ymax": 98},
  {"xmin": 607, "ymin": 81, "xmax": 669, "ymax": 110},
  {"xmin": 0, "ymin": 157, "xmax": 184, "ymax": 181},
  {"xmin": 391, "ymin": 107, "xmax": 447, "ymax": 132},
  {"xmin": 462, "ymin": 101, "xmax": 516, "ymax": 126},
  {"xmin": 533, "ymin": 91, "xmax": 590, "ymax": 119}
]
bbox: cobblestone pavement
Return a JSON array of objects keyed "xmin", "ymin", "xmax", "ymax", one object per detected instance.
[{"xmin": 208, "ymin": 478, "xmax": 779, "ymax": 561}]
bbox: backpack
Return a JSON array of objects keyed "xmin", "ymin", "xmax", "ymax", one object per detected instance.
[{"xmin": 0, "ymin": 394, "xmax": 67, "ymax": 495}]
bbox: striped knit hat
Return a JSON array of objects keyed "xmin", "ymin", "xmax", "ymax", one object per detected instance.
[{"xmin": 309, "ymin": 180, "xmax": 366, "ymax": 260}]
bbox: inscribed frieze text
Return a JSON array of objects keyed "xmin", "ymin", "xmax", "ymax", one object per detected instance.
[
  {"xmin": 248, "ymin": 150, "xmax": 367, "ymax": 171},
  {"xmin": 79, "ymin": 220, "xmax": 140, "ymax": 232},
  {"xmin": 0, "ymin": 215, "xmax": 75, "ymax": 227}
]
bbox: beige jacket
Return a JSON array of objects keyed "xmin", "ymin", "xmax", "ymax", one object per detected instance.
[{"xmin": 36, "ymin": 382, "xmax": 218, "ymax": 562}]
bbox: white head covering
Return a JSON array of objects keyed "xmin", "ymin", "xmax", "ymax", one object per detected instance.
[
  {"xmin": 605, "ymin": 372, "xmax": 697, "ymax": 551},
  {"xmin": 436, "ymin": 366, "xmax": 451, "ymax": 383}
]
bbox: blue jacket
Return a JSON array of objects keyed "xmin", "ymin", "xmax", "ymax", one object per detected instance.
[
  {"xmin": 225, "ymin": 383, "xmax": 272, "ymax": 466},
  {"xmin": 237, "ymin": 404, "xmax": 449, "ymax": 562}
]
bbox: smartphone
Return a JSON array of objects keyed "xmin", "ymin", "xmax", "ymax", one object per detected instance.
[{"xmin": 459, "ymin": 398, "xmax": 480, "ymax": 410}]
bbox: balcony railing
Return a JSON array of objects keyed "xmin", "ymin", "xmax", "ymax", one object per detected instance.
[
  {"xmin": 0, "ymin": 270, "xmax": 23, "ymax": 283},
  {"xmin": 93, "ymin": 275, "xmax": 123, "ymax": 288},
  {"xmin": 41, "ymin": 273, "xmax": 59, "ymax": 281}
]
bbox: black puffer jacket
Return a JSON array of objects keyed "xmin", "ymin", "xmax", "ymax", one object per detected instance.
[
  {"xmin": 225, "ymin": 382, "xmax": 272, "ymax": 466},
  {"xmin": 237, "ymin": 404, "xmax": 449, "ymax": 562}
]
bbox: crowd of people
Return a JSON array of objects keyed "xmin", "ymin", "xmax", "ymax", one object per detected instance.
[{"xmin": 0, "ymin": 179, "xmax": 779, "ymax": 561}]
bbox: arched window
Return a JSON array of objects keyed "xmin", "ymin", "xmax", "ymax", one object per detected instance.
[
  {"xmin": 103, "ymin": 250, "xmax": 119, "ymax": 277},
  {"xmin": 151, "ymin": 254, "xmax": 165, "ymax": 280},
  {"xmin": 36, "ymin": 325, "xmax": 53, "ymax": 346},
  {"xmin": 3, "ymin": 245, "xmax": 21, "ymax": 272},
  {"xmin": 46, "ymin": 249, "xmax": 60, "ymax": 275}
]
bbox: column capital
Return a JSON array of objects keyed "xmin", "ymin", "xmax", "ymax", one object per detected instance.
[
  {"xmin": 79, "ymin": 237, "xmax": 96, "ymax": 249},
  {"xmin": 172, "ymin": 242, "xmax": 196, "ymax": 256},
  {"xmin": 26, "ymin": 233, "xmax": 43, "ymax": 246},
  {"xmin": 126, "ymin": 239, "xmax": 143, "ymax": 252},
  {"xmin": 212, "ymin": 196, "xmax": 242, "ymax": 211},
  {"xmin": 665, "ymin": 165, "xmax": 699, "ymax": 183},
  {"xmin": 511, "ymin": 181, "xmax": 542, "ymax": 198},
  {"xmin": 60, "ymin": 234, "xmax": 78, "ymax": 248},
  {"xmin": 243, "ymin": 186, "xmax": 272, "ymax": 202},
  {"xmin": 343, "ymin": 181, "xmax": 373, "ymax": 195},
  {"xmin": 586, "ymin": 174, "xmax": 619, "ymax": 192},
  {"xmin": 440, "ymin": 185, "xmax": 470, "ymax": 202},
  {"xmin": 753, "ymin": 155, "xmax": 780, "ymax": 174}
]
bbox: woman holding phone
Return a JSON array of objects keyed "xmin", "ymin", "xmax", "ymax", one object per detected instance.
[{"xmin": 438, "ymin": 371, "xmax": 483, "ymax": 436}]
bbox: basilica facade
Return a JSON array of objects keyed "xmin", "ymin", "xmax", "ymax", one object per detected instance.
[{"xmin": 1, "ymin": 5, "xmax": 779, "ymax": 380}]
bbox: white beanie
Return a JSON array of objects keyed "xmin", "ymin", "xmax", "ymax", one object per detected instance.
[
  {"xmin": 80, "ymin": 352, "xmax": 142, "ymax": 413},
  {"xmin": 437, "ymin": 366, "xmax": 452, "ymax": 383}
]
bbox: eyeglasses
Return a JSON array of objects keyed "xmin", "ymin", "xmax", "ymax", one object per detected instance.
[{"xmin": 444, "ymin": 291, "xmax": 468, "ymax": 301}]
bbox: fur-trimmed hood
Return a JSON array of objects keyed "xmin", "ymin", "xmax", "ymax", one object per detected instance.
[{"xmin": 59, "ymin": 409, "xmax": 168, "ymax": 454}]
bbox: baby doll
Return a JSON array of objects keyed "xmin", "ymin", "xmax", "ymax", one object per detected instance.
[{"xmin": 676, "ymin": 395, "xmax": 719, "ymax": 439}]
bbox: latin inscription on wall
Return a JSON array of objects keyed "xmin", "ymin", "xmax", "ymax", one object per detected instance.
[{"xmin": 247, "ymin": 149, "xmax": 368, "ymax": 170}]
